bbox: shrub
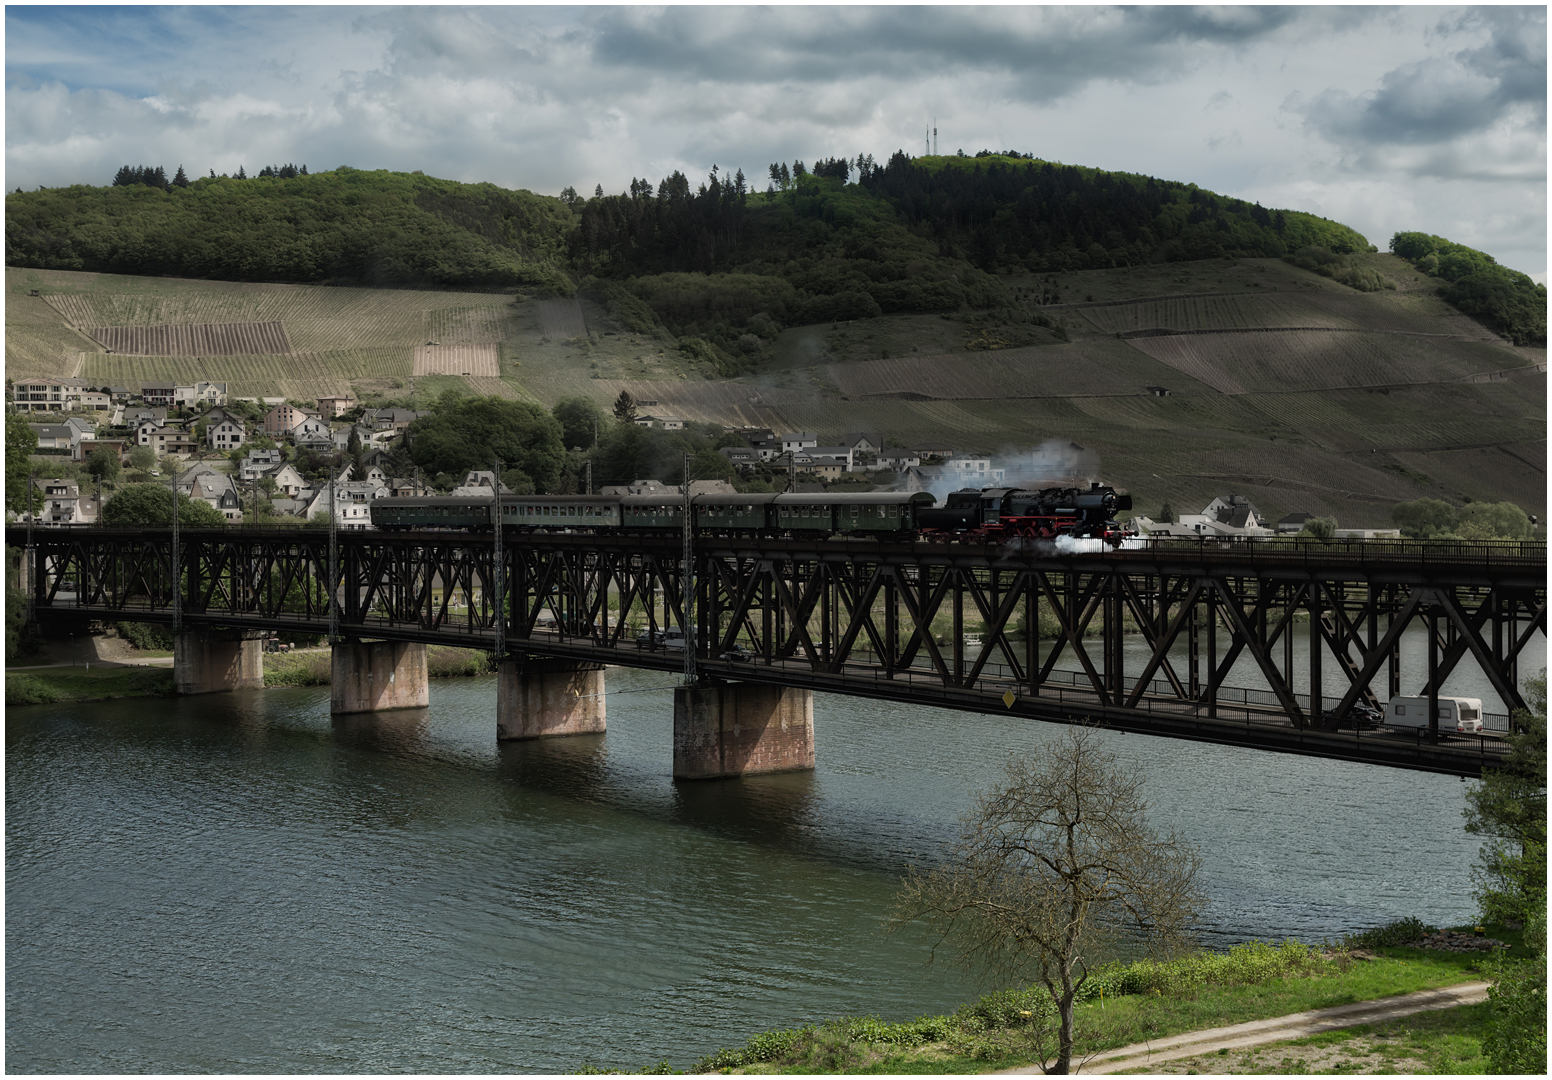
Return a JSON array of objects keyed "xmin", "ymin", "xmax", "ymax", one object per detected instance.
[
  {"xmin": 1342, "ymin": 916, "xmax": 1432, "ymax": 949},
  {"xmin": 116, "ymin": 621, "xmax": 174, "ymax": 651}
]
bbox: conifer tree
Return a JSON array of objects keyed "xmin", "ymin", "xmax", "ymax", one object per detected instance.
[{"xmin": 172, "ymin": 165, "xmax": 189, "ymax": 188}]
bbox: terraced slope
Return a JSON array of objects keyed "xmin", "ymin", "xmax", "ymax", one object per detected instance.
[{"xmin": 7, "ymin": 252, "xmax": 1542, "ymax": 527}]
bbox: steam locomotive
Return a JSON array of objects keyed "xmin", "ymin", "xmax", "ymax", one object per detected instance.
[{"xmin": 368, "ymin": 483, "xmax": 1133, "ymax": 546}]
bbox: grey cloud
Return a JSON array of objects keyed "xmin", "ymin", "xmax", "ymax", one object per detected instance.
[
  {"xmin": 581, "ymin": 6, "xmax": 1317, "ymax": 101},
  {"xmin": 1297, "ymin": 7, "xmax": 1545, "ymax": 148}
]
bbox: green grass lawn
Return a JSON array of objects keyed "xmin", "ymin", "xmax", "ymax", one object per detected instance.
[
  {"xmin": 6, "ymin": 665, "xmax": 175, "ymax": 705},
  {"xmin": 688, "ymin": 929, "xmax": 1526, "ymax": 1076}
]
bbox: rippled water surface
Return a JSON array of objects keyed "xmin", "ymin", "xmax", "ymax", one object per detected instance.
[{"xmin": 6, "ymin": 665, "xmax": 1501, "ymax": 1072}]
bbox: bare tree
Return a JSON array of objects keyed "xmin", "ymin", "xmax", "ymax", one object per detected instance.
[{"xmin": 892, "ymin": 726, "xmax": 1204, "ymax": 1074}]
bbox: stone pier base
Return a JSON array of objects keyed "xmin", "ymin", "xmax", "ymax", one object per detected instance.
[
  {"xmin": 330, "ymin": 640, "xmax": 429, "ymax": 714},
  {"xmin": 497, "ymin": 658, "xmax": 606, "ymax": 740},
  {"xmin": 173, "ymin": 629, "xmax": 265, "ymax": 695},
  {"xmin": 673, "ymin": 683, "xmax": 815, "ymax": 780}
]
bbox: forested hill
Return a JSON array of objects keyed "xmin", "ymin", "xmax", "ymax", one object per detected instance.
[
  {"xmin": 4, "ymin": 167, "xmax": 577, "ymax": 294},
  {"xmin": 9, "ymin": 151, "xmax": 1536, "ymax": 347},
  {"xmin": 573, "ymin": 151, "xmax": 1370, "ymax": 280}
]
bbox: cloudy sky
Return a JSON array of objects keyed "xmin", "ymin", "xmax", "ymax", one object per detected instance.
[{"xmin": 5, "ymin": 5, "xmax": 1546, "ymax": 279}]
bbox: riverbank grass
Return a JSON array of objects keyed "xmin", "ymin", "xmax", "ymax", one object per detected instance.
[
  {"xmin": 6, "ymin": 666, "xmax": 175, "ymax": 705},
  {"xmin": 692, "ymin": 924, "xmax": 1526, "ymax": 1075}
]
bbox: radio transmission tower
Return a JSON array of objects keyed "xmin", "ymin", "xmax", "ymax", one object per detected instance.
[{"xmin": 933, "ymin": 119, "xmax": 938, "ymax": 156}]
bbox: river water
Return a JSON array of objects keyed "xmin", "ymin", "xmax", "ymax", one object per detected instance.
[{"xmin": 6, "ymin": 642, "xmax": 1539, "ymax": 1073}]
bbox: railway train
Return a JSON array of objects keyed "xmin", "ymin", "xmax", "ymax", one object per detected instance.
[{"xmin": 369, "ymin": 484, "xmax": 1133, "ymax": 545}]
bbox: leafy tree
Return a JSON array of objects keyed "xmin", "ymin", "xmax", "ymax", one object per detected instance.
[
  {"xmin": 1391, "ymin": 498, "xmax": 1458, "ymax": 539},
  {"xmin": 100, "ymin": 483, "xmax": 226, "ymax": 526},
  {"xmin": 127, "ymin": 446, "xmax": 157, "ymax": 472},
  {"xmin": 86, "ymin": 444, "xmax": 121, "ymax": 484},
  {"xmin": 552, "ymin": 396, "xmax": 604, "ymax": 449},
  {"xmin": 612, "ymin": 390, "xmax": 638, "ymax": 423},
  {"xmin": 892, "ymin": 727, "xmax": 1204, "ymax": 1074},
  {"xmin": 1302, "ymin": 515, "xmax": 1337, "ymax": 540},
  {"xmin": 407, "ymin": 397, "xmax": 565, "ymax": 491},
  {"xmin": 346, "ymin": 426, "xmax": 364, "ymax": 479},
  {"xmin": 1468, "ymin": 671, "xmax": 1547, "ymax": 1072},
  {"xmin": 1456, "ymin": 501, "xmax": 1533, "ymax": 541},
  {"xmin": 1157, "ymin": 501, "xmax": 1175, "ymax": 523},
  {"xmin": 1465, "ymin": 671, "xmax": 1546, "ymax": 926},
  {"xmin": 6, "ymin": 412, "xmax": 41, "ymax": 515}
]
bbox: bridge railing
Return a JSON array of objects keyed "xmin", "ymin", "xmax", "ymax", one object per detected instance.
[{"xmin": 1132, "ymin": 535, "xmax": 1546, "ymax": 567}]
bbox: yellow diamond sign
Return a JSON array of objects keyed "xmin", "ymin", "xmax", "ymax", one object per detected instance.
[{"xmin": 1002, "ymin": 688, "xmax": 1017, "ymax": 709}]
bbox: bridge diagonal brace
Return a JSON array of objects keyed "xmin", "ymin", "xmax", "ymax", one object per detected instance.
[
  {"xmin": 1034, "ymin": 570, "xmax": 1109, "ymax": 704},
  {"xmin": 1330, "ymin": 587, "xmax": 1429, "ymax": 717},
  {"xmin": 963, "ymin": 571, "xmax": 1028, "ymax": 687},
  {"xmin": 891, "ymin": 565, "xmax": 953, "ymax": 683},
  {"xmin": 1208, "ymin": 575, "xmax": 1309, "ymax": 728},
  {"xmin": 769, "ymin": 560, "xmax": 823, "ymax": 665},
  {"xmin": 1123, "ymin": 577, "xmax": 1204, "ymax": 708},
  {"xmin": 1416, "ymin": 590, "xmax": 1494, "ymax": 698},
  {"xmin": 1312, "ymin": 581, "xmax": 1382, "ymax": 714},
  {"xmin": 1433, "ymin": 588, "xmax": 1531, "ymax": 714},
  {"xmin": 830, "ymin": 562, "xmax": 889, "ymax": 669}
]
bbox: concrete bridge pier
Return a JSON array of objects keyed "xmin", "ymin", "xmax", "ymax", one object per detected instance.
[
  {"xmin": 497, "ymin": 657, "xmax": 606, "ymax": 740},
  {"xmin": 174, "ymin": 629, "xmax": 265, "ymax": 695},
  {"xmin": 673, "ymin": 683, "xmax": 815, "ymax": 780},
  {"xmin": 331, "ymin": 640, "xmax": 429, "ymax": 714}
]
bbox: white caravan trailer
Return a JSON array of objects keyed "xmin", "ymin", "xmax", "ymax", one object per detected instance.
[{"xmin": 1384, "ymin": 696, "xmax": 1484, "ymax": 734}]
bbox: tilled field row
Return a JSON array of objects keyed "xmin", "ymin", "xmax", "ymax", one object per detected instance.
[{"xmin": 89, "ymin": 321, "xmax": 292, "ymax": 356}]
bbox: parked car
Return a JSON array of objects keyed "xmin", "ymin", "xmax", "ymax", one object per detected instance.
[
  {"xmin": 662, "ymin": 627, "xmax": 686, "ymax": 651},
  {"xmin": 719, "ymin": 643, "xmax": 752, "ymax": 662}
]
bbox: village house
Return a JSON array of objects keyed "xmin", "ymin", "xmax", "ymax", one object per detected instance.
[
  {"xmin": 188, "ymin": 473, "xmax": 245, "ymax": 523},
  {"xmin": 73, "ymin": 438, "xmax": 129, "ymax": 464},
  {"xmin": 780, "ymin": 432, "xmax": 818, "ymax": 455},
  {"xmin": 141, "ymin": 382, "xmax": 178, "ymax": 408},
  {"xmin": 316, "ymin": 395, "xmax": 355, "ymax": 417},
  {"xmin": 32, "ymin": 477, "xmax": 96, "ymax": 524},
  {"xmin": 261, "ymin": 462, "xmax": 308, "ymax": 498},
  {"xmin": 203, "ymin": 408, "xmax": 248, "ymax": 451},
  {"xmin": 1141, "ymin": 494, "xmax": 1274, "ymax": 539},
  {"xmin": 717, "ymin": 446, "xmax": 760, "ymax": 471},
  {"xmin": 174, "ymin": 381, "xmax": 229, "ymax": 409},
  {"xmin": 634, "ymin": 412, "xmax": 685, "ymax": 430},
  {"xmin": 263, "ymin": 402, "xmax": 319, "ymax": 438},
  {"xmin": 293, "ymin": 416, "xmax": 335, "ymax": 449},
  {"xmin": 362, "ymin": 407, "xmax": 427, "ymax": 434},
  {"xmin": 875, "ymin": 451, "xmax": 921, "ymax": 471},
  {"xmin": 29, "ymin": 423, "xmax": 77, "ymax": 451},
  {"xmin": 302, "ymin": 480, "xmax": 388, "ymax": 528},
  {"xmin": 78, "ymin": 390, "xmax": 112, "ymax": 411},
  {"xmin": 239, "ymin": 448, "xmax": 283, "ymax": 477},
  {"xmin": 12, "ymin": 377, "xmax": 96, "ymax": 412},
  {"xmin": 141, "ymin": 425, "xmax": 200, "ymax": 458}
]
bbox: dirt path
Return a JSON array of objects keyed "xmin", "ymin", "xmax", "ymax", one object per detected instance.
[{"xmin": 996, "ymin": 981, "xmax": 1490, "ymax": 1075}]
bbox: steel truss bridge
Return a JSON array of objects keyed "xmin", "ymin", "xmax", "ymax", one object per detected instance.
[{"xmin": 12, "ymin": 526, "xmax": 1546, "ymax": 777}]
